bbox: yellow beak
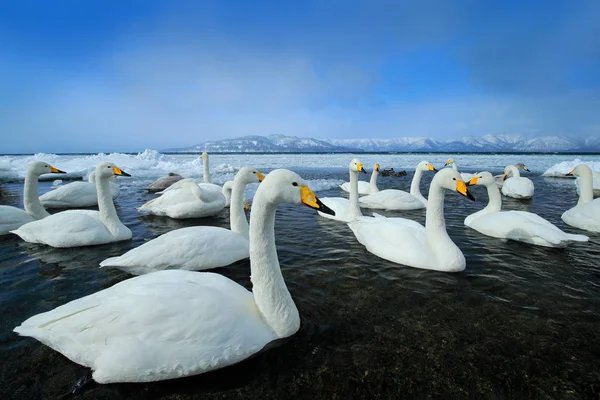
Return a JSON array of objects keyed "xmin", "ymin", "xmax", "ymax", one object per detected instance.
[
  {"xmin": 300, "ymin": 185, "xmax": 335, "ymax": 215},
  {"xmin": 49, "ymin": 165, "xmax": 66, "ymax": 174},
  {"xmin": 468, "ymin": 176, "xmax": 479, "ymax": 186},
  {"xmin": 112, "ymin": 166, "xmax": 131, "ymax": 177},
  {"xmin": 256, "ymin": 172, "xmax": 265, "ymax": 182},
  {"xmin": 456, "ymin": 180, "xmax": 475, "ymax": 201}
]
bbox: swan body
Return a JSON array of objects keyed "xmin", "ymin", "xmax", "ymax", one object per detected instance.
[
  {"xmin": 562, "ymin": 164, "xmax": 600, "ymax": 232},
  {"xmin": 0, "ymin": 162, "xmax": 65, "ymax": 235},
  {"xmin": 349, "ymin": 168, "xmax": 475, "ymax": 272},
  {"xmin": 145, "ymin": 173, "xmax": 183, "ymax": 192},
  {"xmin": 358, "ymin": 161, "xmax": 436, "ymax": 210},
  {"xmin": 319, "ymin": 158, "xmax": 366, "ymax": 222},
  {"xmin": 39, "ymin": 172, "xmax": 120, "ymax": 208},
  {"xmin": 445, "ymin": 158, "xmax": 476, "ymax": 181},
  {"xmin": 466, "ymin": 172, "xmax": 588, "ymax": 247},
  {"xmin": 501, "ymin": 165, "xmax": 534, "ymax": 199},
  {"xmin": 11, "ymin": 163, "xmax": 132, "ymax": 247},
  {"xmin": 14, "ymin": 169, "xmax": 334, "ymax": 383},
  {"xmin": 101, "ymin": 168, "xmax": 264, "ymax": 274},
  {"xmin": 340, "ymin": 163, "xmax": 380, "ymax": 195}
]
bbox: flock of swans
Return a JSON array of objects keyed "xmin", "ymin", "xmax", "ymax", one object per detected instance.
[{"xmin": 1, "ymin": 152, "xmax": 599, "ymax": 385}]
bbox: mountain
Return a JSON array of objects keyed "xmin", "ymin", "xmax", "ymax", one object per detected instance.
[{"xmin": 165, "ymin": 134, "xmax": 600, "ymax": 153}]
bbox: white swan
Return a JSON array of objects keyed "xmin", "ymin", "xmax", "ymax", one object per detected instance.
[
  {"xmin": 100, "ymin": 168, "xmax": 264, "ymax": 274},
  {"xmin": 358, "ymin": 161, "xmax": 437, "ymax": 210},
  {"xmin": 576, "ymin": 170, "xmax": 600, "ymax": 197},
  {"xmin": 348, "ymin": 168, "xmax": 475, "ymax": 272},
  {"xmin": 465, "ymin": 172, "xmax": 588, "ymax": 247},
  {"xmin": 562, "ymin": 164, "xmax": 600, "ymax": 232},
  {"xmin": 155, "ymin": 152, "xmax": 222, "ymax": 195},
  {"xmin": 340, "ymin": 163, "xmax": 380, "ymax": 195},
  {"xmin": 501, "ymin": 164, "xmax": 534, "ymax": 199},
  {"xmin": 14, "ymin": 169, "xmax": 335, "ymax": 384},
  {"xmin": 145, "ymin": 173, "xmax": 183, "ymax": 192},
  {"xmin": 11, "ymin": 162, "xmax": 132, "ymax": 247},
  {"xmin": 444, "ymin": 158, "xmax": 476, "ymax": 181},
  {"xmin": 318, "ymin": 158, "xmax": 366, "ymax": 222},
  {"xmin": 0, "ymin": 162, "xmax": 65, "ymax": 235},
  {"xmin": 39, "ymin": 171, "xmax": 120, "ymax": 208}
]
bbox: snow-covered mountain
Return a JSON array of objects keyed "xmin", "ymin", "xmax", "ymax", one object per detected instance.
[{"xmin": 166, "ymin": 134, "xmax": 599, "ymax": 153}]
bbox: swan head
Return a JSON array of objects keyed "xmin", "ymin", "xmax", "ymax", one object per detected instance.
[
  {"xmin": 467, "ymin": 171, "xmax": 494, "ymax": 187},
  {"xmin": 29, "ymin": 161, "xmax": 66, "ymax": 176},
  {"xmin": 417, "ymin": 160, "xmax": 438, "ymax": 173},
  {"xmin": 202, "ymin": 152, "xmax": 208, "ymax": 160},
  {"xmin": 515, "ymin": 163, "xmax": 530, "ymax": 171},
  {"xmin": 444, "ymin": 158, "xmax": 456, "ymax": 166},
  {"xmin": 432, "ymin": 168, "xmax": 475, "ymax": 201},
  {"xmin": 96, "ymin": 162, "xmax": 131, "ymax": 179},
  {"xmin": 374, "ymin": 163, "xmax": 380, "ymax": 173},
  {"xmin": 258, "ymin": 169, "xmax": 335, "ymax": 215},
  {"xmin": 566, "ymin": 164, "xmax": 592, "ymax": 177},
  {"xmin": 503, "ymin": 165, "xmax": 517, "ymax": 180},
  {"xmin": 349, "ymin": 158, "xmax": 367, "ymax": 174},
  {"xmin": 235, "ymin": 167, "xmax": 265, "ymax": 185}
]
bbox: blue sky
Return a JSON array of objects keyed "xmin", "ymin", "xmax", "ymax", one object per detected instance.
[{"xmin": 1, "ymin": 0, "xmax": 599, "ymax": 153}]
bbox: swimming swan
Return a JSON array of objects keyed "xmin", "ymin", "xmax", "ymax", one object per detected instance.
[
  {"xmin": 340, "ymin": 163, "xmax": 380, "ymax": 195},
  {"xmin": 100, "ymin": 167, "xmax": 265, "ymax": 274},
  {"xmin": 318, "ymin": 158, "xmax": 366, "ymax": 222},
  {"xmin": 466, "ymin": 172, "xmax": 588, "ymax": 247},
  {"xmin": 11, "ymin": 162, "xmax": 132, "ymax": 247},
  {"xmin": 444, "ymin": 158, "xmax": 476, "ymax": 181},
  {"xmin": 358, "ymin": 161, "xmax": 437, "ymax": 210},
  {"xmin": 39, "ymin": 171, "xmax": 120, "ymax": 208},
  {"xmin": 14, "ymin": 169, "xmax": 334, "ymax": 384},
  {"xmin": 348, "ymin": 168, "xmax": 475, "ymax": 272},
  {"xmin": 501, "ymin": 164, "xmax": 534, "ymax": 199},
  {"xmin": 0, "ymin": 162, "xmax": 65, "ymax": 235},
  {"xmin": 155, "ymin": 152, "xmax": 222, "ymax": 195},
  {"xmin": 561, "ymin": 164, "xmax": 600, "ymax": 232}
]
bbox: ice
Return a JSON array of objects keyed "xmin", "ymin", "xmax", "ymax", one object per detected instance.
[
  {"xmin": 52, "ymin": 180, "xmax": 63, "ymax": 186},
  {"xmin": 542, "ymin": 158, "xmax": 600, "ymax": 178}
]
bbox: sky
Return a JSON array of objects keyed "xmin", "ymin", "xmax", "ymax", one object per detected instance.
[{"xmin": 1, "ymin": 0, "xmax": 599, "ymax": 153}]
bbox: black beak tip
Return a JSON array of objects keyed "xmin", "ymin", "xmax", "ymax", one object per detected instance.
[
  {"xmin": 55, "ymin": 169, "xmax": 67, "ymax": 174},
  {"xmin": 316, "ymin": 198, "xmax": 335, "ymax": 216},
  {"xmin": 120, "ymin": 171, "xmax": 132, "ymax": 177},
  {"xmin": 361, "ymin": 169, "xmax": 367, "ymax": 174},
  {"xmin": 564, "ymin": 173, "xmax": 572, "ymax": 177},
  {"xmin": 466, "ymin": 191, "xmax": 476, "ymax": 201},
  {"xmin": 432, "ymin": 168, "xmax": 438, "ymax": 173}
]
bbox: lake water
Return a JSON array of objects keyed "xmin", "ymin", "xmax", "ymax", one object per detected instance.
[{"xmin": 1, "ymin": 152, "xmax": 599, "ymax": 399}]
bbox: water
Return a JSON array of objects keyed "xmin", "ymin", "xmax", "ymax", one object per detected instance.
[{"xmin": 1, "ymin": 153, "xmax": 599, "ymax": 399}]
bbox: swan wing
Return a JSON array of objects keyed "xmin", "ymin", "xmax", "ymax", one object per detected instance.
[
  {"xmin": 501, "ymin": 177, "xmax": 534, "ymax": 198},
  {"xmin": 0, "ymin": 206, "xmax": 35, "ymax": 235},
  {"xmin": 14, "ymin": 270, "xmax": 276, "ymax": 383},
  {"xmin": 317, "ymin": 197, "xmax": 350, "ymax": 221},
  {"xmin": 40, "ymin": 181, "xmax": 119, "ymax": 208},
  {"xmin": 100, "ymin": 226, "xmax": 250, "ymax": 274},
  {"xmin": 340, "ymin": 181, "xmax": 371, "ymax": 195},
  {"xmin": 138, "ymin": 187, "xmax": 224, "ymax": 219},
  {"xmin": 562, "ymin": 199, "xmax": 600, "ymax": 233},
  {"xmin": 359, "ymin": 190, "xmax": 425, "ymax": 210}
]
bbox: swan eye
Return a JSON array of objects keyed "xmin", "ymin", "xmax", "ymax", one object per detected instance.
[
  {"xmin": 107, "ymin": 166, "xmax": 111, "ymax": 169},
  {"xmin": 292, "ymin": 182, "xmax": 298, "ymax": 186},
  {"xmin": 452, "ymin": 177, "xmax": 456, "ymax": 181}
]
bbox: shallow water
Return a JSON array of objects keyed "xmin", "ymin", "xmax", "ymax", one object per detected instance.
[{"xmin": 1, "ymin": 155, "xmax": 599, "ymax": 399}]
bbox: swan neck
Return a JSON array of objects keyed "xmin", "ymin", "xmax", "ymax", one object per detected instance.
[
  {"xmin": 369, "ymin": 170, "xmax": 379, "ymax": 191},
  {"xmin": 484, "ymin": 183, "xmax": 502, "ymax": 213},
  {"xmin": 23, "ymin": 168, "xmax": 49, "ymax": 219},
  {"xmin": 410, "ymin": 168, "xmax": 424, "ymax": 197},
  {"xmin": 229, "ymin": 178, "xmax": 249, "ymax": 238},
  {"xmin": 577, "ymin": 169, "xmax": 594, "ymax": 205},
  {"xmin": 424, "ymin": 183, "xmax": 450, "ymax": 243},
  {"xmin": 451, "ymin": 163, "xmax": 458, "ymax": 171},
  {"xmin": 349, "ymin": 170, "xmax": 362, "ymax": 221},
  {"xmin": 97, "ymin": 176, "xmax": 121, "ymax": 235},
  {"xmin": 249, "ymin": 195, "xmax": 299, "ymax": 338},
  {"xmin": 203, "ymin": 157, "xmax": 210, "ymax": 183},
  {"xmin": 507, "ymin": 165, "xmax": 520, "ymax": 178}
]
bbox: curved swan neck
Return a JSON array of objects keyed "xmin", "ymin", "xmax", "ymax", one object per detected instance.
[
  {"xmin": 230, "ymin": 178, "xmax": 249, "ymax": 238},
  {"xmin": 451, "ymin": 163, "xmax": 458, "ymax": 171},
  {"xmin": 249, "ymin": 195, "xmax": 299, "ymax": 338},
  {"xmin": 349, "ymin": 170, "xmax": 362, "ymax": 221},
  {"xmin": 96, "ymin": 175, "xmax": 121, "ymax": 236},
  {"xmin": 576, "ymin": 168, "xmax": 594, "ymax": 205},
  {"xmin": 203, "ymin": 156, "xmax": 211, "ymax": 183},
  {"xmin": 484, "ymin": 183, "xmax": 503, "ymax": 212},
  {"xmin": 507, "ymin": 165, "xmax": 520, "ymax": 178},
  {"xmin": 410, "ymin": 168, "xmax": 424, "ymax": 197},
  {"xmin": 369, "ymin": 170, "xmax": 379, "ymax": 191},
  {"xmin": 424, "ymin": 183, "xmax": 452, "ymax": 244},
  {"xmin": 23, "ymin": 167, "xmax": 49, "ymax": 219}
]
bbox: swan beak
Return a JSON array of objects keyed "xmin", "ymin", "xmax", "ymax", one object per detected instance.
[
  {"xmin": 357, "ymin": 163, "xmax": 367, "ymax": 174},
  {"xmin": 256, "ymin": 172, "xmax": 265, "ymax": 182},
  {"xmin": 300, "ymin": 186, "xmax": 335, "ymax": 216},
  {"xmin": 113, "ymin": 166, "xmax": 131, "ymax": 177},
  {"xmin": 444, "ymin": 160, "xmax": 451, "ymax": 166},
  {"xmin": 429, "ymin": 164, "xmax": 438, "ymax": 172},
  {"xmin": 523, "ymin": 165, "xmax": 530, "ymax": 171},
  {"xmin": 244, "ymin": 200, "xmax": 250, "ymax": 211},
  {"xmin": 49, "ymin": 166, "xmax": 66, "ymax": 174},
  {"xmin": 565, "ymin": 169, "xmax": 574, "ymax": 176},
  {"xmin": 503, "ymin": 173, "xmax": 508, "ymax": 181},
  {"xmin": 467, "ymin": 177, "xmax": 479, "ymax": 186},
  {"xmin": 375, "ymin": 164, "xmax": 380, "ymax": 172},
  {"xmin": 456, "ymin": 181, "xmax": 475, "ymax": 201}
]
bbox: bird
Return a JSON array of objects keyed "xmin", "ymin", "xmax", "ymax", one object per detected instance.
[
  {"xmin": 501, "ymin": 164, "xmax": 534, "ymax": 199},
  {"xmin": 318, "ymin": 158, "xmax": 366, "ymax": 222},
  {"xmin": 340, "ymin": 163, "xmax": 380, "ymax": 195},
  {"xmin": 561, "ymin": 164, "xmax": 600, "ymax": 232},
  {"xmin": 39, "ymin": 170, "xmax": 120, "ymax": 208}
]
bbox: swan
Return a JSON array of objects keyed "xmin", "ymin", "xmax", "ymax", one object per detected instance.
[
  {"xmin": 155, "ymin": 152, "xmax": 222, "ymax": 195},
  {"xmin": 561, "ymin": 164, "xmax": 600, "ymax": 232},
  {"xmin": 465, "ymin": 172, "xmax": 588, "ymax": 247},
  {"xmin": 145, "ymin": 173, "xmax": 183, "ymax": 192},
  {"xmin": 11, "ymin": 162, "xmax": 132, "ymax": 247},
  {"xmin": 0, "ymin": 162, "xmax": 65, "ymax": 235},
  {"xmin": 576, "ymin": 170, "xmax": 600, "ymax": 197},
  {"xmin": 100, "ymin": 167, "xmax": 264, "ymax": 274},
  {"xmin": 501, "ymin": 164, "xmax": 534, "ymax": 199},
  {"xmin": 494, "ymin": 163, "xmax": 529, "ymax": 189},
  {"xmin": 348, "ymin": 168, "xmax": 475, "ymax": 272},
  {"xmin": 14, "ymin": 169, "xmax": 335, "ymax": 384},
  {"xmin": 358, "ymin": 161, "xmax": 437, "ymax": 210},
  {"xmin": 39, "ymin": 171, "xmax": 120, "ymax": 208},
  {"xmin": 444, "ymin": 158, "xmax": 476, "ymax": 181},
  {"xmin": 340, "ymin": 163, "xmax": 380, "ymax": 195},
  {"xmin": 318, "ymin": 158, "xmax": 366, "ymax": 222}
]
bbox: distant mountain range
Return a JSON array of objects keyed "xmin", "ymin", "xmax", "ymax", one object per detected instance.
[{"xmin": 165, "ymin": 134, "xmax": 600, "ymax": 153}]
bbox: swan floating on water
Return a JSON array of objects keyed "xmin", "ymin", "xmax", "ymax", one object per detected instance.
[
  {"xmin": 562, "ymin": 164, "xmax": 600, "ymax": 232},
  {"xmin": 145, "ymin": 173, "xmax": 183, "ymax": 192},
  {"xmin": 157, "ymin": 151, "xmax": 222, "ymax": 195},
  {"xmin": 340, "ymin": 163, "xmax": 380, "ymax": 195},
  {"xmin": 0, "ymin": 162, "xmax": 65, "ymax": 235},
  {"xmin": 358, "ymin": 161, "xmax": 436, "ymax": 210},
  {"xmin": 466, "ymin": 172, "xmax": 588, "ymax": 247},
  {"xmin": 349, "ymin": 168, "xmax": 475, "ymax": 272},
  {"xmin": 11, "ymin": 162, "xmax": 132, "ymax": 247},
  {"xmin": 501, "ymin": 164, "xmax": 534, "ymax": 199},
  {"xmin": 100, "ymin": 167, "xmax": 264, "ymax": 274},
  {"xmin": 39, "ymin": 171, "xmax": 120, "ymax": 208},
  {"xmin": 444, "ymin": 158, "xmax": 476, "ymax": 181},
  {"xmin": 14, "ymin": 169, "xmax": 334, "ymax": 384},
  {"xmin": 318, "ymin": 158, "xmax": 365, "ymax": 222}
]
